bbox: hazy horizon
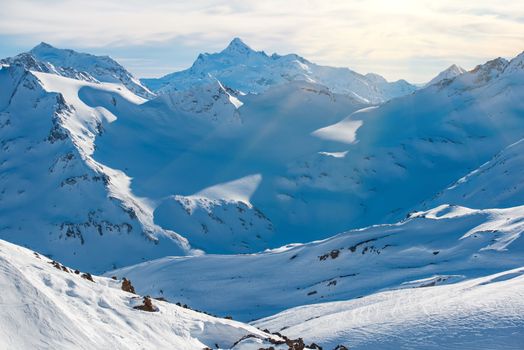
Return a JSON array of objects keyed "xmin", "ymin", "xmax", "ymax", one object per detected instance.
[{"xmin": 1, "ymin": 0, "xmax": 523, "ymax": 83}]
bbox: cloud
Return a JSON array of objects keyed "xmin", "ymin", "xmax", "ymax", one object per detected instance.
[{"xmin": 1, "ymin": 0, "xmax": 523, "ymax": 82}]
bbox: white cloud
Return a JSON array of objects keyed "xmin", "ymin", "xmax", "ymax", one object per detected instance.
[{"xmin": 1, "ymin": 0, "xmax": 523, "ymax": 82}]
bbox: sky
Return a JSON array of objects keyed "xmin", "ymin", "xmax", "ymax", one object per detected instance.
[{"xmin": 1, "ymin": 0, "xmax": 523, "ymax": 83}]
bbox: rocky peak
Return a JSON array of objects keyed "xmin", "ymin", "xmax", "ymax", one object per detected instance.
[
  {"xmin": 222, "ymin": 37, "xmax": 255, "ymax": 55},
  {"xmin": 470, "ymin": 57, "xmax": 509, "ymax": 84}
]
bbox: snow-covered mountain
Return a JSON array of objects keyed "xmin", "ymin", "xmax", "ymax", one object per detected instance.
[
  {"xmin": 1, "ymin": 38, "xmax": 524, "ymax": 349},
  {"xmin": 142, "ymin": 38, "xmax": 417, "ymax": 104},
  {"xmin": 2, "ymin": 44, "xmax": 524, "ymax": 268},
  {"xmin": 0, "ymin": 238, "xmax": 320, "ymax": 350},
  {"xmin": 425, "ymin": 64, "xmax": 466, "ymax": 86},
  {"xmin": 151, "ymin": 77, "xmax": 243, "ymax": 124},
  {"xmin": 94, "ymin": 80, "xmax": 367, "ymax": 249},
  {"xmin": 108, "ymin": 49, "xmax": 524, "ymax": 247},
  {"xmin": 1, "ymin": 43, "xmax": 154, "ymax": 99},
  {"xmin": 0, "ymin": 65, "xmax": 189, "ymax": 273}
]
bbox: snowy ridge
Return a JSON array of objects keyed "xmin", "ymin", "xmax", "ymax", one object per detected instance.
[
  {"xmin": 153, "ymin": 174, "xmax": 274, "ymax": 254},
  {"xmin": 1, "ymin": 43, "xmax": 154, "ymax": 99},
  {"xmin": 0, "ymin": 52, "xmax": 98, "ymax": 83},
  {"xmin": 154, "ymin": 196, "xmax": 274, "ymax": 254},
  {"xmin": 143, "ymin": 38, "xmax": 417, "ymax": 104},
  {"xmin": 442, "ymin": 57, "xmax": 509, "ymax": 91},
  {"xmin": 503, "ymin": 51, "xmax": 524, "ymax": 76},
  {"xmin": 150, "ymin": 77, "xmax": 242, "ymax": 124}
]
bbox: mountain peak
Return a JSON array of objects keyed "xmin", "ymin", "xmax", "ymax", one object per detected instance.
[
  {"xmin": 501, "ymin": 51, "xmax": 524, "ymax": 76},
  {"xmin": 425, "ymin": 63, "xmax": 466, "ymax": 87},
  {"xmin": 36, "ymin": 41, "xmax": 53, "ymax": 48},
  {"xmin": 470, "ymin": 57, "xmax": 508, "ymax": 78},
  {"xmin": 30, "ymin": 42, "xmax": 57, "ymax": 54},
  {"xmin": 222, "ymin": 37, "xmax": 255, "ymax": 55},
  {"xmin": 447, "ymin": 64, "xmax": 465, "ymax": 73},
  {"xmin": 23, "ymin": 42, "xmax": 154, "ymax": 98}
]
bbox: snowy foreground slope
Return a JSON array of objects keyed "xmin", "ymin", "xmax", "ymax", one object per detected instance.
[
  {"xmin": 254, "ymin": 268, "xmax": 524, "ymax": 349},
  {"xmin": 0, "ymin": 238, "xmax": 324, "ymax": 350},
  {"xmin": 5, "ymin": 236, "xmax": 521, "ymax": 349}
]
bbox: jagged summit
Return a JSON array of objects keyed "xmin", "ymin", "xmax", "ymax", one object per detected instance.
[
  {"xmin": 448, "ymin": 63, "xmax": 463, "ymax": 71},
  {"xmin": 144, "ymin": 38, "xmax": 417, "ymax": 103},
  {"xmin": 425, "ymin": 64, "xmax": 466, "ymax": 87},
  {"xmin": 32, "ymin": 41, "xmax": 54, "ymax": 50},
  {"xmin": 30, "ymin": 42, "xmax": 114, "ymax": 63},
  {"xmin": 501, "ymin": 51, "xmax": 524, "ymax": 76},
  {"xmin": 29, "ymin": 42, "xmax": 118, "ymax": 67},
  {"xmin": 466, "ymin": 57, "xmax": 509, "ymax": 85},
  {"xmin": 29, "ymin": 42, "xmax": 95, "ymax": 61},
  {"xmin": 16, "ymin": 42, "xmax": 155, "ymax": 98},
  {"xmin": 471, "ymin": 57, "xmax": 508, "ymax": 73},
  {"xmin": 222, "ymin": 37, "xmax": 257, "ymax": 55},
  {"xmin": 0, "ymin": 52, "xmax": 57, "ymax": 74}
]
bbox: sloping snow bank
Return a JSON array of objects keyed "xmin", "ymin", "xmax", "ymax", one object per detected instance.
[{"xmin": 0, "ymin": 239, "xmax": 278, "ymax": 350}]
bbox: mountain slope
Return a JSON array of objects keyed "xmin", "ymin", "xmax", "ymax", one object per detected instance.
[
  {"xmin": 3, "ymin": 233, "xmax": 520, "ymax": 350},
  {"xmin": 0, "ymin": 238, "xmax": 292, "ymax": 350},
  {"xmin": 0, "ymin": 65, "xmax": 189, "ymax": 273},
  {"xmin": 104, "ymin": 50, "xmax": 524, "ymax": 326},
  {"xmin": 267, "ymin": 50, "xmax": 524, "ymax": 235},
  {"xmin": 109, "ymin": 203, "xmax": 524, "ymax": 321},
  {"xmin": 93, "ymin": 80, "xmax": 367, "ymax": 249},
  {"xmin": 423, "ymin": 138, "xmax": 524, "ymax": 210},
  {"xmin": 142, "ymin": 38, "xmax": 417, "ymax": 104},
  {"xmin": 253, "ymin": 268, "xmax": 524, "ymax": 349}
]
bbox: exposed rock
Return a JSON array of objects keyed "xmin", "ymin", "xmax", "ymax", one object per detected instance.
[
  {"xmin": 81, "ymin": 272, "xmax": 94, "ymax": 282},
  {"xmin": 133, "ymin": 296, "xmax": 158, "ymax": 312},
  {"xmin": 121, "ymin": 278, "xmax": 136, "ymax": 294}
]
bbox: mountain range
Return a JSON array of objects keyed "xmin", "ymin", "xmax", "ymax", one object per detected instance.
[{"xmin": 0, "ymin": 38, "xmax": 523, "ymax": 349}]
